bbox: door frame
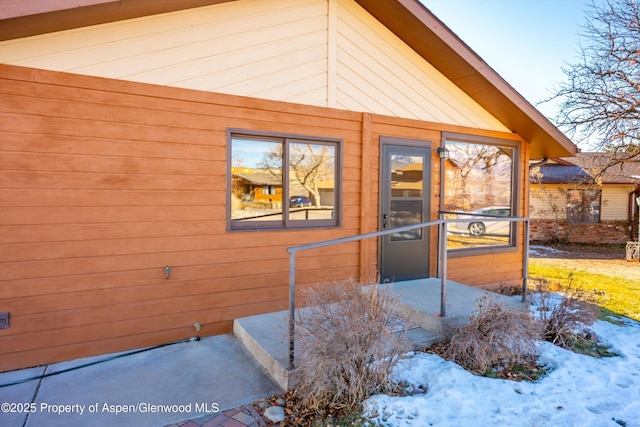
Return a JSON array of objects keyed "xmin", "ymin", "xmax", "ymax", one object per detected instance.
[{"xmin": 378, "ymin": 136, "xmax": 433, "ymax": 282}]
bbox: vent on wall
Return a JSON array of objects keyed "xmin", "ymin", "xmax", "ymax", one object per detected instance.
[{"xmin": 0, "ymin": 312, "xmax": 9, "ymax": 329}]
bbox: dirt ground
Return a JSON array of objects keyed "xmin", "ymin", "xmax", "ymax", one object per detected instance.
[{"xmin": 530, "ymin": 243, "xmax": 640, "ymax": 282}]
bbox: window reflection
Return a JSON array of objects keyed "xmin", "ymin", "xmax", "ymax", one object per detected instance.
[
  {"xmin": 230, "ymin": 135, "xmax": 338, "ymax": 229},
  {"xmin": 390, "ymin": 155, "xmax": 423, "ymax": 241},
  {"xmin": 443, "ymin": 140, "xmax": 515, "ymax": 249},
  {"xmin": 390, "ymin": 200, "xmax": 423, "ymax": 241},
  {"xmin": 231, "ymin": 138, "xmax": 283, "ymax": 223},
  {"xmin": 289, "ymin": 142, "xmax": 336, "ymax": 221},
  {"xmin": 567, "ymin": 189, "xmax": 600, "ymax": 223}
]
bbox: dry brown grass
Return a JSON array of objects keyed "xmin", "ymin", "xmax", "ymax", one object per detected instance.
[
  {"xmin": 533, "ymin": 277, "xmax": 600, "ymax": 349},
  {"xmin": 444, "ymin": 295, "xmax": 541, "ymax": 374},
  {"xmin": 293, "ymin": 279, "xmax": 410, "ymax": 413}
]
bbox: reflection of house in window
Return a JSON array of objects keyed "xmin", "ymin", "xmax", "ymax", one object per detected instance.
[
  {"xmin": 232, "ymin": 169, "xmax": 283, "ymax": 207},
  {"xmin": 315, "ymin": 179, "xmax": 335, "ymax": 206},
  {"xmin": 391, "ymin": 163, "xmax": 423, "ymax": 197}
]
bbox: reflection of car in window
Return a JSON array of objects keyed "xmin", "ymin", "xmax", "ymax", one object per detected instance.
[
  {"xmin": 289, "ymin": 195, "xmax": 311, "ymax": 207},
  {"xmin": 451, "ymin": 206, "xmax": 511, "ymax": 236}
]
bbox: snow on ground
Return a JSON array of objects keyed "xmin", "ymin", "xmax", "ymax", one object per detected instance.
[
  {"xmin": 364, "ymin": 312, "xmax": 640, "ymax": 427},
  {"xmin": 529, "ymin": 245, "xmax": 566, "ymax": 258}
]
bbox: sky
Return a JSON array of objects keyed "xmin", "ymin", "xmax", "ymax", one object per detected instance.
[{"xmin": 420, "ymin": 0, "xmax": 596, "ymax": 122}]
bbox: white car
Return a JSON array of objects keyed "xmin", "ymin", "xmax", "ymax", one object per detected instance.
[{"xmin": 451, "ymin": 206, "xmax": 511, "ymax": 236}]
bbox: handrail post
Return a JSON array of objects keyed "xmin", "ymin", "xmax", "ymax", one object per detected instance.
[
  {"xmin": 439, "ymin": 221, "xmax": 447, "ymax": 317},
  {"xmin": 436, "ymin": 213, "xmax": 442, "ymax": 278},
  {"xmin": 288, "ymin": 250, "xmax": 296, "ymax": 370},
  {"xmin": 522, "ymin": 218, "xmax": 530, "ymax": 302}
]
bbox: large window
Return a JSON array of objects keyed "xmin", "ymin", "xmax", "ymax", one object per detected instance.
[
  {"xmin": 442, "ymin": 135, "xmax": 519, "ymax": 251},
  {"xmin": 228, "ymin": 130, "xmax": 340, "ymax": 230},
  {"xmin": 567, "ymin": 189, "xmax": 600, "ymax": 223}
]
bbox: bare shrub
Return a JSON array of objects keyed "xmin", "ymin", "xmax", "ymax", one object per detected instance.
[
  {"xmin": 528, "ymin": 276, "xmax": 563, "ymax": 294},
  {"xmin": 534, "ymin": 277, "xmax": 600, "ymax": 348},
  {"xmin": 444, "ymin": 295, "xmax": 541, "ymax": 373},
  {"xmin": 495, "ymin": 283, "xmax": 524, "ymax": 296},
  {"xmin": 294, "ymin": 279, "xmax": 409, "ymax": 412}
]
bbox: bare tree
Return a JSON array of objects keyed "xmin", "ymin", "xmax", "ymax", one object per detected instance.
[
  {"xmin": 261, "ymin": 143, "xmax": 334, "ymax": 209},
  {"xmin": 549, "ymin": 0, "xmax": 640, "ymax": 168},
  {"xmin": 289, "ymin": 143, "xmax": 334, "ymax": 208},
  {"xmin": 448, "ymin": 143, "xmax": 509, "ymax": 210}
]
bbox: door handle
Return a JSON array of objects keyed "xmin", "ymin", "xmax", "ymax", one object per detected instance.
[{"xmin": 383, "ymin": 213, "xmax": 388, "ymax": 229}]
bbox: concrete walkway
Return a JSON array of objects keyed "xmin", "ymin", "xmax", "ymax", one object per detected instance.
[
  {"xmin": 1, "ymin": 279, "xmax": 525, "ymax": 427},
  {"xmin": 0, "ymin": 334, "xmax": 282, "ymax": 427}
]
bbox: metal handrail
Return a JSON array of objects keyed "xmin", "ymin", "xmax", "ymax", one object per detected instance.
[{"xmin": 286, "ymin": 215, "xmax": 530, "ymax": 370}]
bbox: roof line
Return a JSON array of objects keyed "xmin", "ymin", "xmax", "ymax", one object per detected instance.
[{"xmin": 356, "ymin": 0, "xmax": 577, "ymax": 158}]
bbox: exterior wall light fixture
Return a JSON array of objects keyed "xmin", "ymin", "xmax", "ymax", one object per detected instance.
[{"xmin": 437, "ymin": 146, "xmax": 449, "ymax": 160}]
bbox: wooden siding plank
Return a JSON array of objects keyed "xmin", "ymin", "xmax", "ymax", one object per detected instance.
[
  {"xmin": 0, "ymin": 267, "xmax": 290, "ymax": 300},
  {"xmin": 335, "ymin": 0, "xmax": 508, "ymax": 131},
  {"xmin": 0, "ymin": 151, "xmax": 218, "ymax": 177},
  {"xmin": 4, "ymin": 286, "xmax": 288, "ymax": 341},
  {"xmin": 0, "ymin": 297, "xmax": 285, "ymax": 371},
  {"xmin": 0, "ymin": 64, "xmax": 363, "ymax": 123},
  {"xmin": 602, "ymin": 185, "xmax": 635, "ymax": 221},
  {"xmin": 0, "ymin": 132, "xmax": 223, "ymax": 161},
  {"xmin": 0, "ymin": 326, "xmax": 229, "ymax": 373},
  {"xmin": 0, "ymin": 189, "xmax": 222, "ymax": 208},
  {"xmin": 0, "ymin": 170, "xmax": 222, "ymax": 191},
  {"xmin": 0, "ymin": 0, "xmax": 330, "ymax": 104},
  {"xmin": 1, "ymin": 236, "xmax": 358, "ymax": 263},
  {"xmin": 2, "ymin": 274, "xmax": 290, "ymax": 317}
]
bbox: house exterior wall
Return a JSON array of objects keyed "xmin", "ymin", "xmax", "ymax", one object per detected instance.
[
  {"xmin": 529, "ymin": 184, "xmax": 567, "ymax": 220},
  {"xmin": 530, "ymin": 221, "xmax": 631, "ymax": 244},
  {"xmin": 529, "ymin": 184, "xmax": 634, "ymax": 243},
  {"xmin": 0, "ymin": 0, "xmax": 508, "ymax": 132},
  {"xmin": 601, "ymin": 185, "xmax": 636, "ymax": 221},
  {"xmin": 0, "ymin": 64, "xmax": 528, "ymax": 371},
  {"xmin": 530, "ymin": 183, "xmax": 635, "ymax": 222}
]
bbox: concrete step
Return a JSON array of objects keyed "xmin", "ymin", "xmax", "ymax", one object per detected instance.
[
  {"xmin": 233, "ymin": 310, "xmax": 291, "ymax": 390},
  {"xmin": 234, "ymin": 311, "xmax": 440, "ymax": 390},
  {"xmin": 234, "ymin": 279, "xmax": 527, "ymax": 390},
  {"xmin": 378, "ymin": 278, "xmax": 527, "ymax": 333}
]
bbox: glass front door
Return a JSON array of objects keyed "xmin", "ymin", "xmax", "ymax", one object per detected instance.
[{"xmin": 380, "ymin": 141, "xmax": 431, "ymax": 281}]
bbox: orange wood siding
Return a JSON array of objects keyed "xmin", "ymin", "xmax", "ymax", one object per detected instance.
[
  {"xmin": 0, "ymin": 64, "xmax": 366, "ymax": 371},
  {"xmin": 0, "ymin": 64, "xmax": 530, "ymax": 371}
]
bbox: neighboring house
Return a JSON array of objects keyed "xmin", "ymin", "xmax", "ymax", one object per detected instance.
[
  {"xmin": 0, "ymin": 0, "xmax": 576, "ymax": 371},
  {"xmin": 530, "ymin": 153, "xmax": 640, "ymax": 243},
  {"xmin": 232, "ymin": 170, "xmax": 283, "ymax": 207}
]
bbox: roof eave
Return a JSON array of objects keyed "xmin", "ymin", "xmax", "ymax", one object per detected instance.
[
  {"xmin": 355, "ymin": 0, "xmax": 577, "ymax": 159},
  {"xmin": 0, "ymin": 0, "xmax": 235, "ymax": 41}
]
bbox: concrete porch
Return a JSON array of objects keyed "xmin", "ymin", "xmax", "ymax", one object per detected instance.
[{"xmin": 233, "ymin": 278, "xmax": 527, "ymax": 390}]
